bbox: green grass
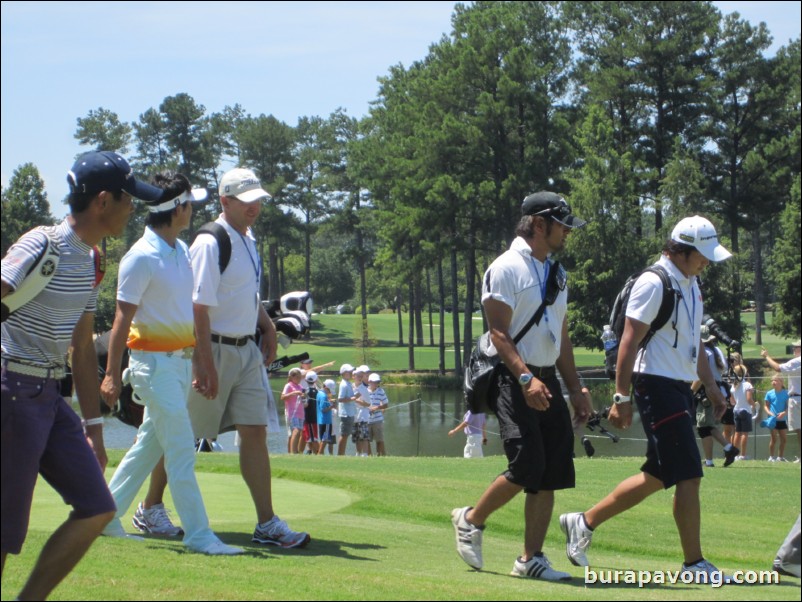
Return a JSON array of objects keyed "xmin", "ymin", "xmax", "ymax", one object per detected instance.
[{"xmin": 3, "ymin": 452, "xmax": 799, "ymax": 600}]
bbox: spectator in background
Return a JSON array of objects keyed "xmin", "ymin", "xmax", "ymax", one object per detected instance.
[
  {"xmin": 336, "ymin": 364, "xmax": 357, "ymax": 456},
  {"xmin": 281, "ymin": 368, "xmax": 306, "ymax": 454},
  {"xmin": 764, "ymin": 374, "xmax": 789, "ymax": 462},
  {"xmin": 762, "ymin": 340, "xmax": 801, "ymax": 461},
  {"xmin": 367, "ymin": 373, "xmax": 389, "ymax": 456},
  {"xmin": 449, "ymin": 410, "xmax": 488, "ymax": 458},
  {"xmin": 730, "ymin": 364, "xmax": 757, "ymax": 461}
]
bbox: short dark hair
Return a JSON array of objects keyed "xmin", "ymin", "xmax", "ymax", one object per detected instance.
[
  {"xmin": 663, "ymin": 239, "xmax": 697, "ymax": 258},
  {"xmin": 67, "ymin": 189, "xmax": 125, "ymax": 215},
  {"xmin": 145, "ymin": 172, "xmax": 191, "ymax": 228},
  {"xmin": 515, "ymin": 214, "xmax": 554, "ymax": 239}
]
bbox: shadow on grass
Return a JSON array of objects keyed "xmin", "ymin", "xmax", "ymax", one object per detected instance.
[{"xmin": 211, "ymin": 532, "xmax": 385, "ymax": 561}]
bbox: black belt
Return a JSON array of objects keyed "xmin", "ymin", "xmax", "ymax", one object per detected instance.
[
  {"xmin": 526, "ymin": 364, "xmax": 556, "ymax": 379},
  {"xmin": 210, "ymin": 334, "xmax": 254, "ymax": 347}
]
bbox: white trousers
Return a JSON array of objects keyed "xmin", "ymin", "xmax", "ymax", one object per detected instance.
[{"xmin": 106, "ymin": 351, "xmax": 219, "ymax": 551}]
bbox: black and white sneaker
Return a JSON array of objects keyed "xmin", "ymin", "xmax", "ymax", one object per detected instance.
[
  {"xmin": 451, "ymin": 507, "xmax": 484, "ymax": 570},
  {"xmin": 511, "ymin": 554, "xmax": 572, "ymax": 581}
]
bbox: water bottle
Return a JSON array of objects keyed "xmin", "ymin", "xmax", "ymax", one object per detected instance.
[{"xmin": 601, "ymin": 325, "xmax": 617, "ymax": 352}]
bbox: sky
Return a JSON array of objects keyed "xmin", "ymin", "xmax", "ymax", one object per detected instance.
[{"xmin": 2, "ymin": 1, "xmax": 800, "ymax": 220}]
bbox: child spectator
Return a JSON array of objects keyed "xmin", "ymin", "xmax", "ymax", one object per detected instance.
[
  {"xmin": 302, "ymin": 371, "xmax": 320, "ymax": 454},
  {"xmin": 353, "ymin": 366, "xmax": 372, "ymax": 456},
  {"xmin": 281, "ymin": 368, "xmax": 306, "ymax": 454},
  {"xmin": 367, "ymin": 373, "xmax": 389, "ymax": 456},
  {"xmin": 317, "ymin": 379, "xmax": 337, "ymax": 455},
  {"xmin": 448, "ymin": 410, "xmax": 488, "ymax": 458},
  {"xmin": 765, "ymin": 373, "xmax": 789, "ymax": 461},
  {"xmin": 730, "ymin": 364, "xmax": 756, "ymax": 460}
]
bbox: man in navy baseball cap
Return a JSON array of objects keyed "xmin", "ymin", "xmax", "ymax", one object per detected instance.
[{"xmin": 67, "ymin": 151, "xmax": 164, "ymax": 203}]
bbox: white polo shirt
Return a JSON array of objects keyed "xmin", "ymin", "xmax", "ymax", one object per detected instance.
[
  {"xmin": 627, "ymin": 254, "xmax": 703, "ymax": 382},
  {"xmin": 481, "ymin": 236, "xmax": 567, "ymax": 367},
  {"xmin": 189, "ymin": 216, "xmax": 261, "ymax": 337},
  {"xmin": 779, "ymin": 356, "xmax": 801, "ymax": 397},
  {"xmin": 117, "ymin": 227, "xmax": 195, "ymax": 352}
]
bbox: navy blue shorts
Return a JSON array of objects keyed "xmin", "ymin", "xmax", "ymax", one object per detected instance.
[
  {"xmin": 493, "ymin": 365, "xmax": 575, "ymax": 494},
  {"xmin": 633, "ymin": 374, "xmax": 703, "ymax": 489},
  {"xmin": 2, "ymin": 367, "xmax": 116, "ymax": 554}
]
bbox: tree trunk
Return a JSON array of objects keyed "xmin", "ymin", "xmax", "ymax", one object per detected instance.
[
  {"xmin": 462, "ymin": 234, "xmax": 476, "ymax": 374},
  {"xmin": 427, "ymin": 269, "xmax": 434, "ymax": 347},
  {"xmin": 450, "ymin": 248, "xmax": 462, "ymax": 375},
  {"xmin": 414, "ymin": 274, "xmax": 424, "ymax": 346},
  {"xmin": 437, "ymin": 258, "xmax": 446, "ymax": 375},
  {"xmin": 408, "ymin": 283, "xmax": 415, "ymax": 372},
  {"xmin": 396, "ymin": 289, "xmax": 404, "ymax": 346},
  {"xmin": 752, "ymin": 228, "xmax": 764, "ymax": 346}
]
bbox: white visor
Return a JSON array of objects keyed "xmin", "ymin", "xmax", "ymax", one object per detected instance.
[{"xmin": 147, "ymin": 188, "xmax": 208, "ymax": 213}]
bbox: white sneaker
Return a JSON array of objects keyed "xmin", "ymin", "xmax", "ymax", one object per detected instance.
[
  {"xmin": 773, "ymin": 561, "xmax": 801, "ymax": 578},
  {"xmin": 252, "ymin": 516, "xmax": 310, "ymax": 548},
  {"xmin": 102, "ymin": 518, "xmax": 145, "ymax": 541},
  {"xmin": 132, "ymin": 502, "xmax": 184, "ymax": 537},
  {"xmin": 768, "ymin": 457, "xmax": 777, "ymax": 462},
  {"xmin": 195, "ymin": 540, "xmax": 244, "ymax": 556},
  {"xmin": 681, "ymin": 559, "xmax": 728, "ymax": 583},
  {"xmin": 451, "ymin": 507, "xmax": 483, "ymax": 570},
  {"xmin": 559, "ymin": 512, "xmax": 592, "ymax": 567},
  {"xmin": 511, "ymin": 554, "xmax": 571, "ymax": 581}
]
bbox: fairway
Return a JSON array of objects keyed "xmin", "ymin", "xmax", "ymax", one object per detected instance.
[{"xmin": 2, "ymin": 453, "xmax": 799, "ymax": 601}]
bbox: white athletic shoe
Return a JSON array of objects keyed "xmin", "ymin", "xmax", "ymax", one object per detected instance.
[
  {"xmin": 132, "ymin": 502, "xmax": 184, "ymax": 537},
  {"xmin": 510, "ymin": 554, "xmax": 572, "ymax": 581},
  {"xmin": 252, "ymin": 516, "xmax": 310, "ymax": 548},
  {"xmin": 559, "ymin": 512, "xmax": 593, "ymax": 567},
  {"xmin": 681, "ymin": 559, "xmax": 729, "ymax": 583},
  {"xmin": 451, "ymin": 507, "xmax": 484, "ymax": 570}
]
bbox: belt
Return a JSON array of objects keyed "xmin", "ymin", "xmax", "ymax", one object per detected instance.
[
  {"xmin": 2, "ymin": 359, "xmax": 65, "ymax": 380},
  {"xmin": 211, "ymin": 333, "xmax": 254, "ymax": 347},
  {"xmin": 526, "ymin": 364, "xmax": 556, "ymax": 379},
  {"xmin": 130, "ymin": 347, "xmax": 193, "ymax": 359}
]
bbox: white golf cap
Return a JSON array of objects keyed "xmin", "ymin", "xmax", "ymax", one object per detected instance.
[
  {"xmin": 324, "ymin": 379, "xmax": 337, "ymax": 390},
  {"xmin": 305, "ymin": 370, "xmax": 318, "ymax": 383},
  {"xmin": 219, "ymin": 168, "xmax": 271, "ymax": 203},
  {"xmin": 355, "ymin": 365, "xmax": 370, "ymax": 374},
  {"xmin": 339, "ymin": 363, "xmax": 355, "ymax": 375},
  {"xmin": 671, "ymin": 215, "xmax": 732, "ymax": 262},
  {"xmin": 368, "ymin": 373, "xmax": 381, "ymax": 383}
]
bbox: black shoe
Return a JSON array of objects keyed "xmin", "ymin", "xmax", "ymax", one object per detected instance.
[{"xmin": 724, "ymin": 446, "xmax": 739, "ymax": 467}]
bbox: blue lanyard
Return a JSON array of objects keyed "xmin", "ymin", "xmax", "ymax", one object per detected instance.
[{"xmin": 236, "ymin": 230, "xmax": 261, "ymax": 285}]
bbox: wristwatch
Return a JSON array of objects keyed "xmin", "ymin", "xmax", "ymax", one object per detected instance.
[
  {"xmin": 613, "ymin": 393, "xmax": 631, "ymax": 405},
  {"xmin": 518, "ymin": 373, "xmax": 533, "ymax": 386}
]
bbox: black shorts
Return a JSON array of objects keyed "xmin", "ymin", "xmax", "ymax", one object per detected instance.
[
  {"xmin": 493, "ymin": 365, "xmax": 575, "ymax": 494},
  {"xmin": 720, "ymin": 405, "xmax": 735, "ymax": 426},
  {"xmin": 633, "ymin": 374, "xmax": 703, "ymax": 489},
  {"xmin": 734, "ymin": 409, "xmax": 753, "ymax": 433},
  {"xmin": 774, "ymin": 420, "xmax": 789, "ymax": 431}
]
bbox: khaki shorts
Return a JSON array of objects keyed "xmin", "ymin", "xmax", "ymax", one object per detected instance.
[
  {"xmin": 188, "ymin": 340, "xmax": 268, "ymax": 439},
  {"xmin": 368, "ymin": 421, "xmax": 384, "ymax": 443}
]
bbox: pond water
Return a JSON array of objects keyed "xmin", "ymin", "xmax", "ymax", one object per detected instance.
[{"xmin": 97, "ymin": 383, "xmax": 784, "ymax": 461}]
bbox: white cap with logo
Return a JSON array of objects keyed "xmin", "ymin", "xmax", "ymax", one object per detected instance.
[
  {"xmin": 671, "ymin": 216, "xmax": 732, "ymax": 262},
  {"xmin": 219, "ymin": 168, "xmax": 271, "ymax": 203}
]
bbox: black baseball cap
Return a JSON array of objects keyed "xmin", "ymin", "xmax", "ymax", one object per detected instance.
[
  {"xmin": 521, "ymin": 191, "xmax": 586, "ymax": 229},
  {"xmin": 67, "ymin": 151, "xmax": 163, "ymax": 202}
]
